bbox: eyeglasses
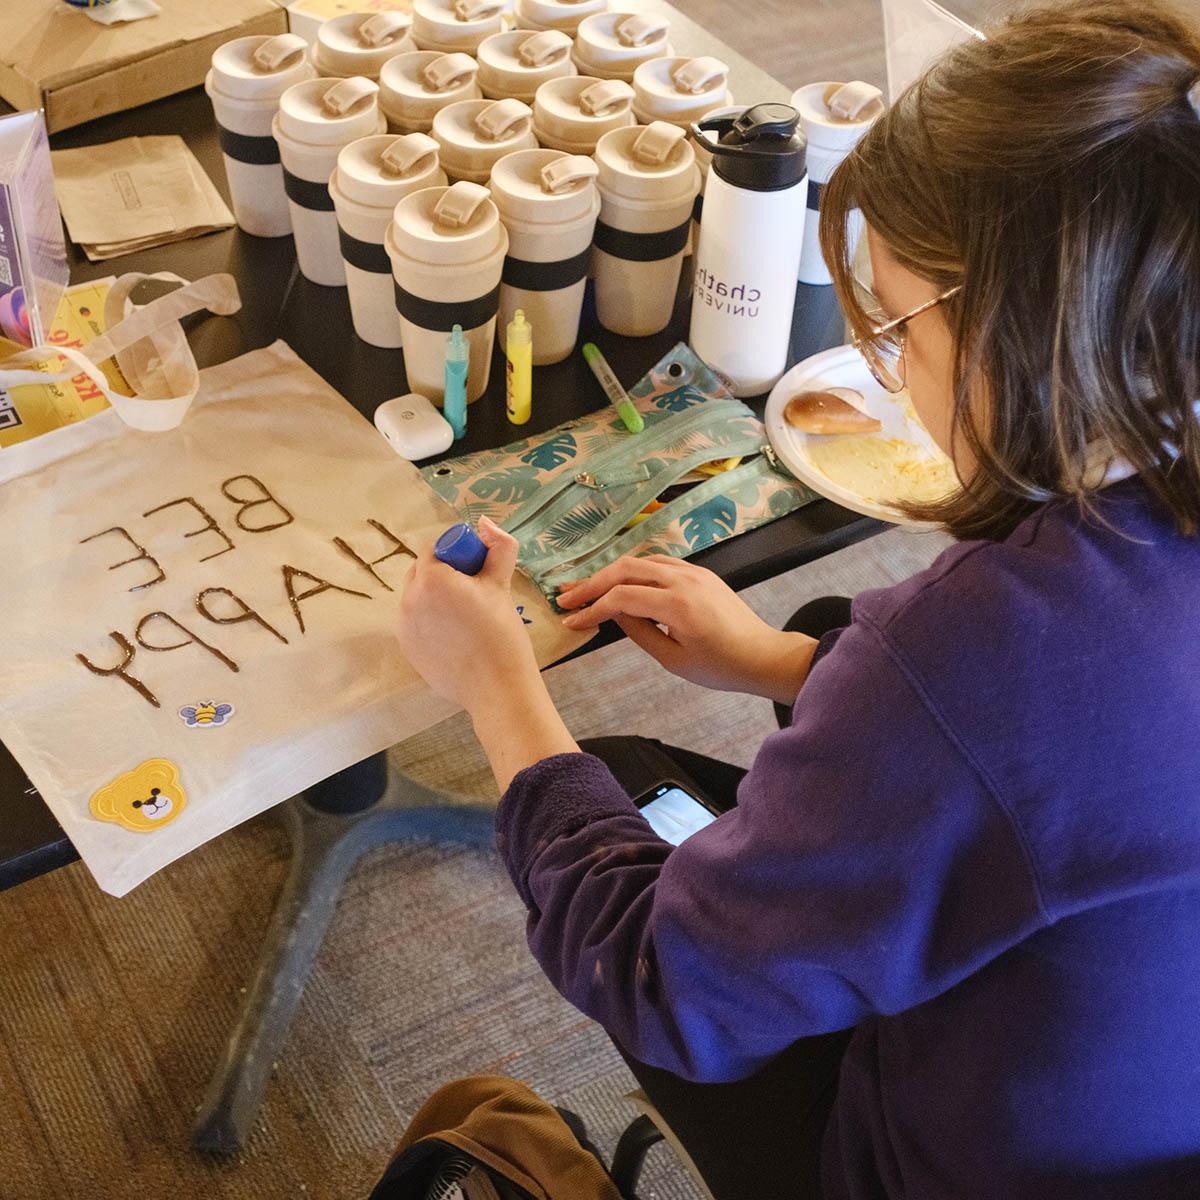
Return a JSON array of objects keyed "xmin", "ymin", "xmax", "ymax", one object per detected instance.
[{"xmin": 852, "ymin": 283, "xmax": 962, "ymax": 394}]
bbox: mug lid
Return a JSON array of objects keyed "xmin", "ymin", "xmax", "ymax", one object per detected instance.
[
  {"xmin": 379, "ymin": 51, "xmax": 481, "ymax": 121},
  {"xmin": 575, "ymin": 11, "xmax": 669, "ymax": 61},
  {"xmin": 488, "ymin": 147, "xmax": 598, "ymax": 223},
  {"xmin": 477, "ymin": 30, "xmax": 576, "ymax": 101},
  {"xmin": 314, "ymin": 12, "xmax": 414, "ymax": 78},
  {"xmin": 336, "ymin": 132, "xmax": 444, "ymax": 206},
  {"xmin": 389, "ymin": 180, "xmax": 505, "ymax": 264},
  {"xmin": 790, "ymin": 80, "xmax": 884, "ymax": 151},
  {"xmin": 534, "ymin": 75, "xmax": 635, "ymax": 143},
  {"xmin": 433, "ymin": 98, "xmax": 536, "ymax": 169},
  {"xmin": 694, "ymin": 103, "xmax": 808, "ymax": 191},
  {"xmin": 594, "ymin": 121, "xmax": 697, "ymax": 201},
  {"xmin": 412, "ymin": 0, "xmax": 505, "ymax": 51},
  {"xmin": 210, "ymin": 34, "xmax": 312, "ymax": 101},
  {"xmin": 633, "ymin": 55, "xmax": 732, "ymax": 122},
  {"xmin": 278, "ymin": 76, "xmax": 382, "ymax": 144},
  {"xmin": 513, "ymin": 0, "xmax": 606, "ymax": 34}
]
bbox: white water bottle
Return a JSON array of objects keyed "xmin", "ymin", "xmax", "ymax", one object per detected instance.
[{"xmin": 688, "ymin": 103, "xmax": 808, "ymax": 397}]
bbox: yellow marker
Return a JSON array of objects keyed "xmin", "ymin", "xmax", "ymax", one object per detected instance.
[{"xmin": 505, "ymin": 309, "xmax": 533, "ymax": 425}]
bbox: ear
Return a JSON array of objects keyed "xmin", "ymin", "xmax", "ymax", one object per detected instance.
[
  {"xmin": 92, "ymin": 789, "xmax": 118, "ymax": 821},
  {"xmin": 144, "ymin": 759, "xmax": 180, "ymax": 791}
]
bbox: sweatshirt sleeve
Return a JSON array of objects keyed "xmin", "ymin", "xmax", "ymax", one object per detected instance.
[{"xmin": 494, "ymin": 617, "xmax": 1048, "ymax": 1083}]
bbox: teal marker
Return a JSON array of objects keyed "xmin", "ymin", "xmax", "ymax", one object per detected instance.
[
  {"xmin": 582, "ymin": 342, "xmax": 644, "ymax": 434},
  {"xmin": 443, "ymin": 324, "xmax": 468, "ymax": 440}
]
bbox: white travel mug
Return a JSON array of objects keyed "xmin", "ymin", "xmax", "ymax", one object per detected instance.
[
  {"xmin": 592, "ymin": 121, "xmax": 699, "ymax": 337},
  {"xmin": 512, "ymin": 0, "xmax": 607, "ymax": 35},
  {"xmin": 411, "ymin": 0, "xmax": 506, "ymax": 54},
  {"xmin": 791, "ymin": 81, "xmax": 884, "ymax": 284},
  {"xmin": 206, "ymin": 34, "xmax": 314, "ymax": 238},
  {"xmin": 571, "ymin": 12, "xmax": 673, "ymax": 82},
  {"xmin": 379, "ymin": 51, "xmax": 483, "ymax": 133},
  {"xmin": 386, "ymin": 180, "xmax": 509, "ymax": 402},
  {"xmin": 631, "ymin": 55, "xmax": 733, "ymax": 128},
  {"xmin": 489, "ymin": 149, "xmax": 600, "ymax": 364},
  {"xmin": 477, "ymin": 29, "xmax": 576, "ymax": 102},
  {"xmin": 274, "ymin": 76, "xmax": 387, "ymax": 286},
  {"xmin": 689, "ymin": 104, "xmax": 809, "ymax": 396},
  {"xmin": 331, "ymin": 133, "xmax": 447, "ymax": 347},
  {"xmin": 533, "ymin": 76, "xmax": 636, "ymax": 155},
  {"xmin": 311, "ymin": 11, "xmax": 417, "ymax": 80},
  {"xmin": 433, "ymin": 98, "xmax": 539, "ymax": 184}
]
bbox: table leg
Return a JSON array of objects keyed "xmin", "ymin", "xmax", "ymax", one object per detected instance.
[{"xmin": 191, "ymin": 753, "xmax": 495, "ymax": 1153}]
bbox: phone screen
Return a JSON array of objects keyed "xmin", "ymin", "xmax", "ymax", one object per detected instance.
[{"xmin": 637, "ymin": 784, "xmax": 719, "ymax": 845}]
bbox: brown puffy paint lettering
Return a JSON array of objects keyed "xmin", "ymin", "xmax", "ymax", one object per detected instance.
[
  {"xmin": 142, "ymin": 496, "xmax": 235, "ymax": 563},
  {"xmin": 280, "ymin": 565, "xmax": 372, "ymax": 635},
  {"xmin": 196, "ymin": 586, "xmax": 289, "ymax": 644},
  {"xmin": 220, "ymin": 475, "xmax": 294, "ymax": 533},
  {"xmin": 332, "ymin": 519, "xmax": 415, "ymax": 592},
  {"xmin": 79, "ymin": 526, "xmax": 165, "ymax": 592},
  {"xmin": 76, "ymin": 632, "xmax": 160, "ymax": 708},
  {"xmin": 135, "ymin": 612, "xmax": 240, "ymax": 673}
]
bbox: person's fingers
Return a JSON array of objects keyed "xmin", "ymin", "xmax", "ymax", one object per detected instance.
[
  {"xmin": 404, "ymin": 552, "xmax": 429, "ymax": 594},
  {"xmin": 477, "ymin": 516, "xmax": 519, "ymax": 583},
  {"xmin": 614, "ymin": 615, "xmax": 685, "ymax": 671},
  {"xmin": 557, "ymin": 556, "xmax": 675, "ymax": 608},
  {"xmin": 560, "ymin": 583, "xmax": 679, "ymax": 629}
]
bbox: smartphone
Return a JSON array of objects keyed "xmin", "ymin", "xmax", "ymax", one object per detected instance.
[{"xmin": 634, "ymin": 780, "xmax": 722, "ymax": 845}]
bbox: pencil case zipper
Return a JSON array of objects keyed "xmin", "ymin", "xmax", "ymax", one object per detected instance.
[
  {"xmin": 541, "ymin": 451, "xmax": 782, "ymax": 584},
  {"xmin": 522, "ymin": 435, "xmax": 768, "ymax": 575},
  {"xmin": 503, "ymin": 397, "xmax": 758, "ymax": 538}
]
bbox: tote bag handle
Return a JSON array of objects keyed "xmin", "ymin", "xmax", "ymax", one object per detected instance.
[{"xmin": 0, "ymin": 273, "xmax": 241, "ymax": 433}]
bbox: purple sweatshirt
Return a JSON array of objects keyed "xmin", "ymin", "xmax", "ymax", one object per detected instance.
[{"xmin": 495, "ymin": 478, "xmax": 1200, "ymax": 1198}]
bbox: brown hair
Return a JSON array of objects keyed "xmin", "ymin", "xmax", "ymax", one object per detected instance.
[{"xmin": 821, "ymin": 0, "xmax": 1200, "ymax": 539}]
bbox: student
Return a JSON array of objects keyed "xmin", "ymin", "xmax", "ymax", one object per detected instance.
[{"xmin": 396, "ymin": 2, "xmax": 1200, "ymax": 1195}]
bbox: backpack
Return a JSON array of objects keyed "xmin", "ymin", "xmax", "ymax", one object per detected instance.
[{"xmin": 368, "ymin": 1075, "xmax": 625, "ymax": 1200}]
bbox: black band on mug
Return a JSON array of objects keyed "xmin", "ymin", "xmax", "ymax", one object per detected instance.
[
  {"xmin": 593, "ymin": 217, "xmax": 692, "ymax": 263},
  {"xmin": 217, "ymin": 125, "xmax": 281, "ymax": 166},
  {"xmin": 283, "ymin": 168, "xmax": 335, "ymax": 212},
  {"xmin": 692, "ymin": 193, "xmax": 704, "ymax": 223},
  {"xmin": 807, "ymin": 179, "xmax": 825, "ymax": 213},
  {"xmin": 338, "ymin": 227, "xmax": 392, "ymax": 274},
  {"xmin": 501, "ymin": 247, "xmax": 591, "ymax": 292},
  {"xmin": 393, "ymin": 280, "xmax": 500, "ymax": 332}
]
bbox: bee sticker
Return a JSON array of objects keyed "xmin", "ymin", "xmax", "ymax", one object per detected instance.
[
  {"xmin": 90, "ymin": 759, "xmax": 186, "ymax": 833},
  {"xmin": 178, "ymin": 700, "xmax": 234, "ymax": 729}
]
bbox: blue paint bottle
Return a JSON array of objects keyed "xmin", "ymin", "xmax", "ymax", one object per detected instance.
[{"xmin": 434, "ymin": 523, "xmax": 488, "ymax": 575}]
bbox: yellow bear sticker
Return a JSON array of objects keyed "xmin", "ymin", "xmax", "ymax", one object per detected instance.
[{"xmin": 90, "ymin": 759, "xmax": 186, "ymax": 833}]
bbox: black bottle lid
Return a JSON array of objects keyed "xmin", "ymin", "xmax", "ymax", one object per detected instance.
[{"xmin": 691, "ymin": 102, "xmax": 808, "ymax": 192}]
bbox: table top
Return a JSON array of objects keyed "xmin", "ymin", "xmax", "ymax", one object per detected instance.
[{"xmin": 0, "ymin": 3, "xmax": 881, "ymax": 891}]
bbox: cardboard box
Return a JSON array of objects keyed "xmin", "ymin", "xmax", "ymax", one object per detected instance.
[{"xmin": 0, "ymin": 0, "xmax": 287, "ymax": 134}]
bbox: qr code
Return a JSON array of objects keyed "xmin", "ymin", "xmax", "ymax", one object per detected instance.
[
  {"xmin": 0, "ymin": 392, "xmax": 21, "ymax": 431},
  {"xmin": 0, "ymin": 257, "xmax": 12, "ymax": 288}
]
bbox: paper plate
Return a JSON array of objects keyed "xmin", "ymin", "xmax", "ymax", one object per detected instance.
[{"xmin": 764, "ymin": 343, "xmax": 957, "ymax": 528}]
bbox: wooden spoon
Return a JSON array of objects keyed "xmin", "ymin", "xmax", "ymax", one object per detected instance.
[{"xmin": 784, "ymin": 388, "xmax": 881, "ymax": 435}]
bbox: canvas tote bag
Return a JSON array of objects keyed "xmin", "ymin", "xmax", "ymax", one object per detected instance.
[{"xmin": 0, "ymin": 275, "xmax": 583, "ymax": 896}]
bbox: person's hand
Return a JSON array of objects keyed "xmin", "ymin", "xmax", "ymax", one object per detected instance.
[
  {"xmin": 397, "ymin": 517, "xmax": 580, "ymax": 792},
  {"xmin": 557, "ymin": 555, "xmax": 818, "ymax": 705},
  {"xmin": 397, "ymin": 517, "xmax": 541, "ymax": 716}
]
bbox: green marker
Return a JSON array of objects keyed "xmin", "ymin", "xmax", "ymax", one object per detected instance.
[{"xmin": 582, "ymin": 342, "xmax": 644, "ymax": 434}]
